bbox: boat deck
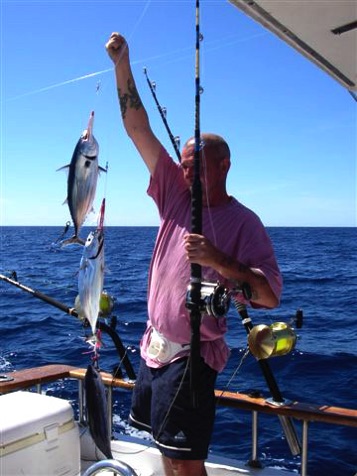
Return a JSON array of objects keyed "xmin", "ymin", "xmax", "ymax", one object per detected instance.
[{"xmin": 80, "ymin": 437, "xmax": 296, "ymax": 475}]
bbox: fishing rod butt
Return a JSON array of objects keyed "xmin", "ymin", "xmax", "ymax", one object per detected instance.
[{"xmin": 278, "ymin": 414, "xmax": 301, "ymax": 456}]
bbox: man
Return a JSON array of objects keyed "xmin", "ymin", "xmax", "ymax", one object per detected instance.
[{"xmin": 106, "ymin": 32, "xmax": 282, "ymax": 476}]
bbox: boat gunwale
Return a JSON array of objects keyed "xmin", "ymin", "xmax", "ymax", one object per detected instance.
[{"xmin": 0, "ymin": 364, "xmax": 356, "ymax": 428}]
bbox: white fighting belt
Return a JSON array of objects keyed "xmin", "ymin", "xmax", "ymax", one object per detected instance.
[{"xmin": 147, "ymin": 328, "xmax": 190, "ymax": 364}]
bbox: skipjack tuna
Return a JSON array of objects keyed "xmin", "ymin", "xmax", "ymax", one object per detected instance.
[
  {"xmin": 58, "ymin": 111, "xmax": 106, "ymax": 246},
  {"xmin": 84, "ymin": 362, "xmax": 113, "ymax": 459},
  {"xmin": 78, "ymin": 199, "xmax": 105, "ymax": 342}
]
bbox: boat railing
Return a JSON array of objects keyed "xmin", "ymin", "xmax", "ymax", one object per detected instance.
[
  {"xmin": 1, "ymin": 364, "xmax": 356, "ymax": 476},
  {"xmin": 82, "ymin": 458, "xmax": 138, "ymax": 476}
]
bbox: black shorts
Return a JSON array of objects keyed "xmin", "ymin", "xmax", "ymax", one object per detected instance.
[{"xmin": 129, "ymin": 357, "xmax": 217, "ymax": 460}]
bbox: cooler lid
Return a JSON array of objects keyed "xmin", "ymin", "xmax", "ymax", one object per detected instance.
[{"xmin": 0, "ymin": 391, "xmax": 74, "ymax": 445}]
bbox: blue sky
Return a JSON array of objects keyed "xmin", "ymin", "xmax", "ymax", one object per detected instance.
[{"xmin": 1, "ymin": 0, "xmax": 356, "ymax": 227}]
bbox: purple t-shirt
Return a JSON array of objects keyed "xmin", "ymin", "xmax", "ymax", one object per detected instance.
[{"xmin": 140, "ymin": 147, "xmax": 282, "ymax": 372}]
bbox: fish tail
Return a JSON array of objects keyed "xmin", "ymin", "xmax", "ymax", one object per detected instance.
[
  {"xmin": 86, "ymin": 331, "xmax": 103, "ymax": 355},
  {"xmin": 60, "ymin": 235, "xmax": 86, "ymax": 247}
]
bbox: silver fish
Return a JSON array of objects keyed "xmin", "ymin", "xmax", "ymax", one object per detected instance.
[
  {"xmin": 59, "ymin": 111, "xmax": 106, "ymax": 246},
  {"xmin": 78, "ymin": 199, "xmax": 105, "ymax": 337}
]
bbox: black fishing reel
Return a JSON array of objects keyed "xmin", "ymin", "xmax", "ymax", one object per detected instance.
[{"xmin": 186, "ymin": 281, "xmax": 231, "ymax": 318}]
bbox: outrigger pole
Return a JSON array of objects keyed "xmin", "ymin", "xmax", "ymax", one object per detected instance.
[
  {"xmin": 143, "ymin": 67, "xmax": 182, "ymax": 162},
  {"xmin": 0, "ymin": 272, "xmax": 136, "ymax": 380},
  {"xmin": 185, "ymin": 0, "xmax": 203, "ymax": 408}
]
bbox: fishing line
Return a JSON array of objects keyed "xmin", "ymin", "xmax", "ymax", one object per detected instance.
[
  {"xmin": 96, "ymin": 162, "xmax": 110, "ymax": 220},
  {"xmin": 109, "ymin": 356, "xmax": 191, "ymax": 458},
  {"xmin": 111, "ymin": 348, "xmax": 129, "ymax": 380},
  {"xmin": 6, "ymin": 69, "xmax": 114, "ymax": 102},
  {"xmin": 128, "ymin": 0, "xmax": 152, "ymax": 41},
  {"xmin": 94, "ymin": 0, "xmax": 152, "ymax": 100},
  {"xmin": 86, "ymin": 1, "xmax": 152, "ymax": 227},
  {"xmin": 84, "ymin": 4, "xmax": 154, "ymax": 228},
  {"xmin": 155, "ymin": 357, "xmax": 191, "ymax": 441},
  {"xmin": 7, "ymin": 1, "xmax": 152, "ymax": 103},
  {"xmin": 6, "ymin": 30, "xmax": 266, "ymax": 102},
  {"xmin": 215, "ymin": 346, "xmax": 250, "ymax": 401},
  {"xmin": 129, "ymin": 32, "xmax": 268, "ymax": 70}
]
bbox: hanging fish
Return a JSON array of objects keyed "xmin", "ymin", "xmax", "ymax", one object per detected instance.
[
  {"xmin": 78, "ymin": 199, "xmax": 105, "ymax": 343},
  {"xmin": 58, "ymin": 111, "xmax": 106, "ymax": 246},
  {"xmin": 84, "ymin": 363, "xmax": 113, "ymax": 459}
]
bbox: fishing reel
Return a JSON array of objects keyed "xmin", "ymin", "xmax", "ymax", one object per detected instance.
[
  {"xmin": 248, "ymin": 322, "xmax": 297, "ymax": 360},
  {"xmin": 186, "ymin": 281, "xmax": 231, "ymax": 318},
  {"xmin": 247, "ymin": 310, "xmax": 303, "ymax": 360}
]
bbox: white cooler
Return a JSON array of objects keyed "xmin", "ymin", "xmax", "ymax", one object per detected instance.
[{"xmin": 0, "ymin": 391, "xmax": 80, "ymax": 475}]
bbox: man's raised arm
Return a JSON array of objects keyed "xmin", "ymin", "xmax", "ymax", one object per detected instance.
[{"xmin": 105, "ymin": 32, "xmax": 162, "ymax": 175}]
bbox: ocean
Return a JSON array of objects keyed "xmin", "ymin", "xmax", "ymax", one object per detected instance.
[{"xmin": 0, "ymin": 226, "xmax": 356, "ymax": 475}]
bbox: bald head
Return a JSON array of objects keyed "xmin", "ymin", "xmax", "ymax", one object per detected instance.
[
  {"xmin": 183, "ymin": 133, "xmax": 231, "ymax": 163},
  {"xmin": 181, "ymin": 133, "xmax": 231, "ymax": 206}
]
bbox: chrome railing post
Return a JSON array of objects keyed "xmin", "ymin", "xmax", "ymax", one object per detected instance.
[
  {"xmin": 301, "ymin": 420, "xmax": 308, "ymax": 476},
  {"xmin": 107, "ymin": 385, "xmax": 113, "ymax": 440},
  {"xmin": 252, "ymin": 410, "xmax": 258, "ymax": 461},
  {"xmin": 248, "ymin": 410, "xmax": 262, "ymax": 468},
  {"xmin": 78, "ymin": 378, "xmax": 85, "ymax": 423}
]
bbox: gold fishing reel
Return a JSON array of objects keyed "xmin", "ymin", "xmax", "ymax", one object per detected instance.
[
  {"xmin": 74, "ymin": 291, "xmax": 115, "ymax": 320},
  {"xmin": 248, "ymin": 322, "xmax": 297, "ymax": 360}
]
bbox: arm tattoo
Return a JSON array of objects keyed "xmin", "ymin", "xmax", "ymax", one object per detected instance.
[
  {"xmin": 220, "ymin": 255, "xmax": 249, "ymax": 274},
  {"xmin": 117, "ymin": 87, "xmax": 128, "ymax": 118},
  {"xmin": 117, "ymin": 79, "xmax": 143, "ymax": 119},
  {"xmin": 219, "ymin": 255, "xmax": 263, "ymax": 301}
]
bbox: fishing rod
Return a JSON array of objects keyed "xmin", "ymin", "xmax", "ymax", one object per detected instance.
[
  {"xmin": 185, "ymin": 0, "xmax": 203, "ymax": 408},
  {"xmin": 233, "ymin": 297, "xmax": 301, "ymax": 456},
  {"xmin": 0, "ymin": 272, "xmax": 136, "ymax": 381},
  {"xmin": 143, "ymin": 67, "xmax": 181, "ymax": 162},
  {"xmin": 180, "ymin": 0, "xmax": 301, "ymax": 452}
]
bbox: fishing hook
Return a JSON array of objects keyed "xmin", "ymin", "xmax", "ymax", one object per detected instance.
[{"xmin": 54, "ymin": 221, "xmax": 71, "ymax": 243}]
